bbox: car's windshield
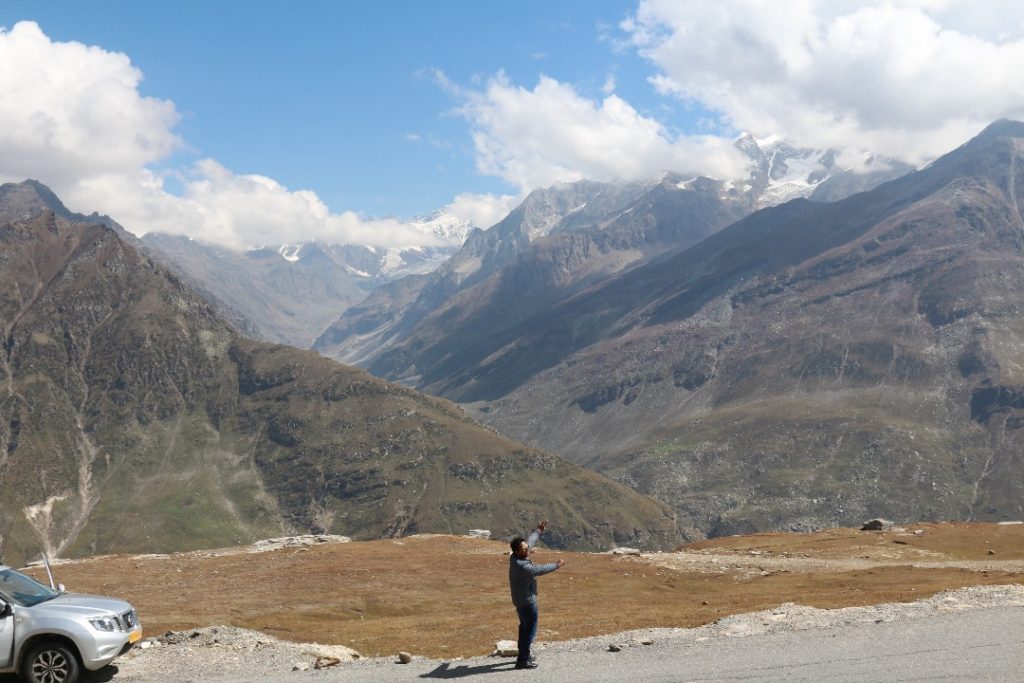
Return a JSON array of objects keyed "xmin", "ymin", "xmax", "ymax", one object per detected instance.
[{"xmin": 0, "ymin": 568, "xmax": 59, "ymax": 607}]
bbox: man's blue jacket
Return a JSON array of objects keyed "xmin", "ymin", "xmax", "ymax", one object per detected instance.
[{"xmin": 509, "ymin": 528, "xmax": 560, "ymax": 607}]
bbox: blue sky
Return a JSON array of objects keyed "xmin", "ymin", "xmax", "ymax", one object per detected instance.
[
  {"xmin": 0, "ymin": 2, "xmax": 1021, "ymax": 249},
  {"xmin": 0, "ymin": 2, "xmax": 681, "ymax": 219}
]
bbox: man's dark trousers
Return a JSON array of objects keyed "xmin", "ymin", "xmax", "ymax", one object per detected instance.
[{"xmin": 516, "ymin": 602, "xmax": 538, "ymax": 664}]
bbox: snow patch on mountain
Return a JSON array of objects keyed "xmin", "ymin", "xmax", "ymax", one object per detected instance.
[
  {"xmin": 409, "ymin": 210, "xmax": 474, "ymax": 244},
  {"xmin": 262, "ymin": 211, "xmax": 476, "ymax": 281},
  {"xmin": 734, "ymin": 132, "xmax": 882, "ymax": 208},
  {"xmin": 279, "ymin": 244, "xmax": 303, "ymax": 262}
]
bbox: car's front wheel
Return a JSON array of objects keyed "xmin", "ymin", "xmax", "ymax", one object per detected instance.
[{"xmin": 23, "ymin": 641, "xmax": 80, "ymax": 683}]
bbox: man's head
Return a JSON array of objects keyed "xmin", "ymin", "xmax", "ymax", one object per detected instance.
[{"xmin": 510, "ymin": 536, "xmax": 529, "ymax": 558}]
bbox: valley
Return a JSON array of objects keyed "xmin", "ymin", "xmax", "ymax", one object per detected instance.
[{"xmin": 4, "ymin": 7, "xmax": 1024, "ymax": 682}]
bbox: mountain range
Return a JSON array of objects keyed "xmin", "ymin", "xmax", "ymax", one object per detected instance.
[
  {"xmin": 312, "ymin": 135, "xmax": 910, "ymax": 371},
  {"xmin": 130, "ymin": 134, "xmax": 904, "ymax": 358},
  {"xmin": 139, "ymin": 212, "xmax": 473, "ymax": 348},
  {"xmin": 0, "ymin": 184, "xmax": 681, "ymax": 566},
  {"xmin": 0, "ymin": 122, "xmax": 982, "ymax": 564},
  {"xmin": 459, "ymin": 120, "xmax": 1024, "ymax": 534},
  {"xmin": 317, "ymin": 120, "xmax": 1024, "ymax": 536}
]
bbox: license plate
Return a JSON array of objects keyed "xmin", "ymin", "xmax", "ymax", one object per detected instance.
[{"xmin": 129, "ymin": 629, "xmax": 142, "ymax": 644}]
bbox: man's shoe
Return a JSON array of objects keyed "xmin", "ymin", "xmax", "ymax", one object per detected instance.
[{"xmin": 514, "ymin": 660, "xmax": 539, "ymax": 669}]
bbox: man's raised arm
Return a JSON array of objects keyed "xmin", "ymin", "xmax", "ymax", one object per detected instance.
[{"xmin": 526, "ymin": 519, "xmax": 550, "ymax": 547}]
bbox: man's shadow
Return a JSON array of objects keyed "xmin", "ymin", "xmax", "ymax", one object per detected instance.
[{"xmin": 420, "ymin": 660, "xmax": 518, "ymax": 678}]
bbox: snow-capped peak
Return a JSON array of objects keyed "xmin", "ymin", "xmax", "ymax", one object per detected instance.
[
  {"xmin": 409, "ymin": 211, "xmax": 474, "ymax": 244},
  {"xmin": 732, "ymin": 132, "xmax": 842, "ymax": 207}
]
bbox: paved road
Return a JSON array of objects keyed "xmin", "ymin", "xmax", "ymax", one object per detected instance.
[{"xmin": 280, "ymin": 606, "xmax": 1024, "ymax": 683}]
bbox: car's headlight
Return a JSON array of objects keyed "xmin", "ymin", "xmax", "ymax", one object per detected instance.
[{"xmin": 89, "ymin": 616, "xmax": 117, "ymax": 632}]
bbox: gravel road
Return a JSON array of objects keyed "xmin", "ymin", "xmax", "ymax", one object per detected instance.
[{"xmin": 100, "ymin": 584, "xmax": 1024, "ymax": 682}]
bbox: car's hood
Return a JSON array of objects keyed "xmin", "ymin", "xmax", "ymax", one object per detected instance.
[{"xmin": 28, "ymin": 593, "xmax": 133, "ymax": 618}]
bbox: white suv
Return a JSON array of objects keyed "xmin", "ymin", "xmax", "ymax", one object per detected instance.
[{"xmin": 0, "ymin": 565, "xmax": 141, "ymax": 683}]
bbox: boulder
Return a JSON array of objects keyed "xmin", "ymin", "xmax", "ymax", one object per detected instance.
[
  {"xmin": 250, "ymin": 535, "xmax": 351, "ymax": 553},
  {"xmin": 313, "ymin": 656, "xmax": 341, "ymax": 669},
  {"xmin": 466, "ymin": 529, "xmax": 492, "ymax": 539},
  {"xmin": 398, "ymin": 651, "xmax": 413, "ymax": 664},
  {"xmin": 301, "ymin": 644, "xmax": 361, "ymax": 661},
  {"xmin": 493, "ymin": 640, "xmax": 518, "ymax": 657},
  {"xmin": 609, "ymin": 547, "xmax": 641, "ymax": 556},
  {"xmin": 860, "ymin": 519, "xmax": 894, "ymax": 531}
]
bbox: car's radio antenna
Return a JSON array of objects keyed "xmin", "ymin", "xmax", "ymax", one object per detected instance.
[{"xmin": 41, "ymin": 552, "xmax": 56, "ymax": 590}]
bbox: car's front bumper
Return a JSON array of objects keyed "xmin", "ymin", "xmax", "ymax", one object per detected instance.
[{"xmin": 79, "ymin": 626, "xmax": 142, "ymax": 670}]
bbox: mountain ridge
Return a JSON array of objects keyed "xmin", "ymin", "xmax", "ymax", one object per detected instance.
[
  {"xmin": 460, "ymin": 119, "xmax": 1024, "ymax": 534},
  {"xmin": 313, "ymin": 134, "xmax": 913, "ymax": 377},
  {"xmin": 0, "ymin": 201, "xmax": 683, "ymax": 566}
]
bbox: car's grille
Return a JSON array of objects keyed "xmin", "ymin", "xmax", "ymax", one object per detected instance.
[{"xmin": 117, "ymin": 610, "xmax": 138, "ymax": 631}]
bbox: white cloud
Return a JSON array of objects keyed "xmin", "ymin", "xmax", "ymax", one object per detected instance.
[
  {"xmin": 0, "ymin": 21, "xmax": 454, "ymax": 250},
  {"xmin": 601, "ymin": 72, "xmax": 617, "ymax": 95},
  {"xmin": 625, "ymin": 0, "xmax": 1024, "ymax": 163},
  {"xmin": 455, "ymin": 71, "xmax": 749, "ymax": 191},
  {"xmin": 0, "ymin": 21, "xmax": 180, "ymax": 188},
  {"xmin": 444, "ymin": 191, "xmax": 520, "ymax": 230},
  {"xmin": 68, "ymin": 161, "xmax": 438, "ymax": 251}
]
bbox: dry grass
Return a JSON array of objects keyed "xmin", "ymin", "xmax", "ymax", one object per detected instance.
[
  {"xmin": 684, "ymin": 521, "xmax": 1024, "ymax": 561},
  {"xmin": 26, "ymin": 522, "xmax": 1024, "ymax": 659}
]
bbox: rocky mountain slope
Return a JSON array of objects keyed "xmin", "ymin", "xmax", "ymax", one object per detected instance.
[
  {"xmin": 314, "ymin": 136, "xmax": 909, "ymax": 374},
  {"xmin": 461, "ymin": 120, "xmax": 1024, "ymax": 535},
  {"xmin": 314, "ymin": 175, "xmax": 753, "ymax": 369},
  {"xmin": 139, "ymin": 234, "xmax": 372, "ymax": 347},
  {"xmin": 140, "ymin": 211, "xmax": 472, "ymax": 348},
  {"xmin": 0, "ymin": 186, "xmax": 681, "ymax": 566}
]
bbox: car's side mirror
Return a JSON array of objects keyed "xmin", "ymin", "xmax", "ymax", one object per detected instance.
[{"xmin": 0, "ymin": 602, "xmax": 11, "ymax": 618}]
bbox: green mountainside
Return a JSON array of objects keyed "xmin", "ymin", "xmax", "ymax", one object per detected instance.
[{"xmin": 0, "ymin": 196, "xmax": 680, "ymax": 565}]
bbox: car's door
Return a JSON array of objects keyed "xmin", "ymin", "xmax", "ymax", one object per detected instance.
[{"xmin": 0, "ymin": 600, "xmax": 13, "ymax": 667}]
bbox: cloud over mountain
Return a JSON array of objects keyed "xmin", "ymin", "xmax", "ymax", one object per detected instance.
[
  {"xmin": 452, "ymin": 71, "xmax": 749, "ymax": 190},
  {"xmin": 0, "ymin": 21, "xmax": 456, "ymax": 250},
  {"xmin": 625, "ymin": 0, "xmax": 1024, "ymax": 164},
  {"xmin": 0, "ymin": 21, "xmax": 180, "ymax": 186},
  {"xmin": 6, "ymin": 3, "xmax": 1024, "ymax": 250}
]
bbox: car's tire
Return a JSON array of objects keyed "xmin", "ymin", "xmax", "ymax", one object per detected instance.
[{"xmin": 23, "ymin": 641, "xmax": 80, "ymax": 683}]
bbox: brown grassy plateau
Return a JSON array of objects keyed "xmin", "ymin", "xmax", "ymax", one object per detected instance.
[{"xmin": 25, "ymin": 522, "xmax": 1024, "ymax": 659}]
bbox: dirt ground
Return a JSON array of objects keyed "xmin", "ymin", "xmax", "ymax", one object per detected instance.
[{"xmin": 26, "ymin": 522, "xmax": 1024, "ymax": 659}]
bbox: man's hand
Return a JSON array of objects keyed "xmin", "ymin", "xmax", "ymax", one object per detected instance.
[
  {"xmin": 538, "ymin": 519, "xmax": 548, "ymax": 532},
  {"xmin": 556, "ymin": 559, "xmax": 565, "ymax": 568}
]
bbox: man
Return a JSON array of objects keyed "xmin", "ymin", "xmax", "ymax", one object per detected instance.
[{"xmin": 508, "ymin": 519, "xmax": 564, "ymax": 670}]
